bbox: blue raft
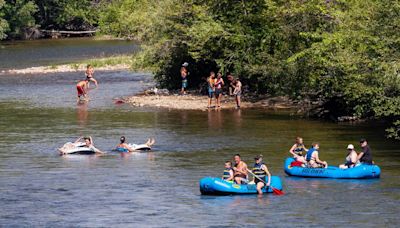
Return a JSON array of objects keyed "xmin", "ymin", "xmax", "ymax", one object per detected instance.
[
  {"xmin": 284, "ymin": 158, "xmax": 381, "ymax": 179},
  {"xmin": 199, "ymin": 176, "xmax": 283, "ymax": 195}
]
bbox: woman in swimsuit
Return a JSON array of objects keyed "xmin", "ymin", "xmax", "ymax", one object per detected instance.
[
  {"xmin": 339, "ymin": 144, "xmax": 358, "ymax": 169},
  {"xmin": 214, "ymin": 72, "xmax": 224, "ymax": 108},
  {"xmin": 289, "ymin": 137, "xmax": 308, "ymax": 164},
  {"xmin": 116, "ymin": 136, "xmax": 155, "ymax": 152}
]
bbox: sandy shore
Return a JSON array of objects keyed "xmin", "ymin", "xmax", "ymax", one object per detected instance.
[
  {"xmin": 125, "ymin": 93, "xmax": 299, "ymax": 111},
  {"xmin": 1, "ymin": 64, "xmax": 130, "ymax": 75}
]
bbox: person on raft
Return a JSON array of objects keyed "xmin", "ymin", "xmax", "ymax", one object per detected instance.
[
  {"xmin": 232, "ymin": 154, "xmax": 248, "ymax": 184},
  {"xmin": 357, "ymin": 138, "xmax": 373, "ymax": 164},
  {"xmin": 339, "ymin": 144, "xmax": 359, "ymax": 169},
  {"xmin": 250, "ymin": 155, "xmax": 271, "ymax": 195},
  {"xmin": 305, "ymin": 143, "xmax": 328, "ymax": 168},
  {"xmin": 60, "ymin": 136, "xmax": 104, "ymax": 155},
  {"xmin": 222, "ymin": 161, "xmax": 234, "ymax": 182},
  {"xmin": 85, "ymin": 64, "xmax": 98, "ymax": 89},
  {"xmin": 116, "ymin": 136, "xmax": 155, "ymax": 152},
  {"xmin": 180, "ymin": 62, "xmax": 189, "ymax": 95},
  {"xmin": 289, "ymin": 137, "xmax": 308, "ymax": 164},
  {"xmin": 76, "ymin": 79, "xmax": 89, "ymax": 102}
]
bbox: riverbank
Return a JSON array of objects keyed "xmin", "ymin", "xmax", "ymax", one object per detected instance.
[
  {"xmin": 125, "ymin": 91, "xmax": 303, "ymax": 111},
  {"xmin": 0, "ymin": 55, "xmax": 133, "ymax": 75}
]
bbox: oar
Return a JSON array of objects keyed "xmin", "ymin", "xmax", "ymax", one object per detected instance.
[{"xmin": 246, "ymin": 169, "xmax": 284, "ymax": 195}]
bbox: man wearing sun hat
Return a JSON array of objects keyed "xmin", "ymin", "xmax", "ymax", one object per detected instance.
[{"xmin": 357, "ymin": 138, "xmax": 373, "ymax": 164}]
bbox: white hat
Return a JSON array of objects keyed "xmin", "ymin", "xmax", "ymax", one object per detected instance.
[
  {"xmin": 347, "ymin": 144, "xmax": 354, "ymax": 150},
  {"xmin": 182, "ymin": 62, "xmax": 189, "ymax": 67}
]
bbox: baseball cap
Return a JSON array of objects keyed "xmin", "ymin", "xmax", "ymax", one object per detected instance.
[{"xmin": 347, "ymin": 144, "xmax": 354, "ymax": 150}]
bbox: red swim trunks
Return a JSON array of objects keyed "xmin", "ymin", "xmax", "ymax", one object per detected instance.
[{"xmin": 77, "ymin": 85, "xmax": 84, "ymax": 96}]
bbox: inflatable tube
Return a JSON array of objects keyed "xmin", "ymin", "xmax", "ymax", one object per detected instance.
[
  {"xmin": 58, "ymin": 142, "xmax": 95, "ymax": 155},
  {"xmin": 199, "ymin": 176, "xmax": 283, "ymax": 195},
  {"xmin": 284, "ymin": 157, "xmax": 380, "ymax": 179},
  {"xmin": 115, "ymin": 143, "xmax": 151, "ymax": 152}
]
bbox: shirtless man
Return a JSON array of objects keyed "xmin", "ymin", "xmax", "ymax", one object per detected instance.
[
  {"xmin": 232, "ymin": 154, "xmax": 248, "ymax": 184},
  {"xmin": 233, "ymin": 78, "xmax": 242, "ymax": 108},
  {"xmin": 180, "ymin": 62, "xmax": 189, "ymax": 95},
  {"xmin": 76, "ymin": 79, "xmax": 89, "ymax": 102}
]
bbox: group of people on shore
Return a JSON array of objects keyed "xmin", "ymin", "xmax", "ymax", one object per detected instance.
[
  {"xmin": 206, "ymin": 71, "xmax": 242, "ymax": 109},
  {"xmin": 58, "ymin": 136, "xmax": 155, "ymax": 155},
  {"xmin": 180, "ymin": 62, "xmax": 242, "ymax": 109},
  {"xmin": 76, "ymin": 65, "xmax": 99, "ymax": 102},
  {"xmin": 222, "ymin": 154, "xmax": 271, "ymax": 194},
  {"xmin": 289, "ymin": 137, "xmax": 373, "ymax": 168}
]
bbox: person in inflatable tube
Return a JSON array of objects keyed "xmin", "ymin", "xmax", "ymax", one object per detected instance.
[
  {"xmin": 251, "ymin": 155, "xmax": 271, "ymax": 195},
  {"xmin": 305, "ymin": 143, "xmax": 328, "ymax": 168},
  {"xmin": 339, "ymin": 144, "xmax": 359, "ymax": 169},
  {"xmin": 60, "ymin": 136, "xmax": 104, "ymax": 155},
  {"xmin": 289, "ymin": 137, "xmax": 308, "ymax": 164},
  {"xmin": 232, "ymin": 154, "xmax": 249, "ymax": 184},
  {"xmin": 116, "ymin": 136, "xmax": 155, "ymax": 152}
]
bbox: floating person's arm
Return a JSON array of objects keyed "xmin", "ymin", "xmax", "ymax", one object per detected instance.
[
  {"xmin": 90, "ymin": 145, "xmax": 105, "ymax": 154},
  {"xmin": 74, "ymin": 136, "xmax": 83, "ymax": 143}
]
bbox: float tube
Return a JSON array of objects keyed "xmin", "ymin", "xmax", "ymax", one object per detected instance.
[
  {"xmin": 284, "ymin": 157, "xmax": 381, "ymax": 179},
  {"xmin": 58, "ymin": 142, "xmax": 95, "ymax": 155},
  {"xmin": 199, "ymin": 176, "xmax": 283, "ymax": 195},
  {"xmin": 115, "ymin": 144, "xmax": 152, "ymax": 152}
]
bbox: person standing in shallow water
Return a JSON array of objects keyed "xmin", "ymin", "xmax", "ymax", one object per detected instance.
[
  {"xmin": 233, "ymin": 78, "xmax": 242, "ymax": 108},
  {"xmin": 207, "ymin": 71, "xmax": 216, "ymax": 108},
  {"xmin": 85, "ymin": 64, "xmax": 98, "ymax": 89},
  {"xmin": 214, "ymin": 72, "xmax": 224, "ymax": 108},
  {"xmin": 180, "ymin": 62, "xmax": 189, "ymax": 95},
  {"xmin": 76, "ymin": 79, "xmax": 89, "ymax": 102}
]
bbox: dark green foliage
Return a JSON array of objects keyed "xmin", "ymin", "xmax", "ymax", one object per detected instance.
[{"xmin": 0, "ymin": 0, "xmax": 99, "ymax": 39}]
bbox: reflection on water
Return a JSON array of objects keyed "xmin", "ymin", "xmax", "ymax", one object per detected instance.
[
  {"xmin": 76, "ymin": 102, "xmax": 89, "ymax": 127},
  {"xmin": 0, "ymin": 71, "xmax": 399, "ymax": 226}
]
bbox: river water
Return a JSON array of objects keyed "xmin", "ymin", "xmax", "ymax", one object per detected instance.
[{"xmin": 0, "ymin": 40, "xmax": 399, "ymax": 227}]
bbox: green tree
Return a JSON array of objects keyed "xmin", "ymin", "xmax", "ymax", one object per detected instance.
[
  {"xmin": 2, "ymin": 0, "xmax": 38, "ymax": 39},
  {"xmin": 0, "ymin": 0, "xmax": 9, "ymax": 39}
]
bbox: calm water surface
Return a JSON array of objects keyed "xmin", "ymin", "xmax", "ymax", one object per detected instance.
[
  {"xmin": 0, "ymin": 44, "xmax": 400, "ymax": 227},
  {"xmin": 0, "ymin": 38, "xmax": 139, "ymax": 70}
]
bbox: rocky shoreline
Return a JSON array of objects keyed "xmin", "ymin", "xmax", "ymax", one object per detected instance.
[
  {"xmin": 123, "ymin": 89, "xmax": 303, "ymax": 111},
  {"xmin": 1, "ymin": 64, "xmax": 130, "ymax": 75}
]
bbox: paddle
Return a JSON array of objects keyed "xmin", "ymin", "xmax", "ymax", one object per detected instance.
[{"xmin": 246, "ymin": 169, "xmax": 285, "ymax": 195}]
